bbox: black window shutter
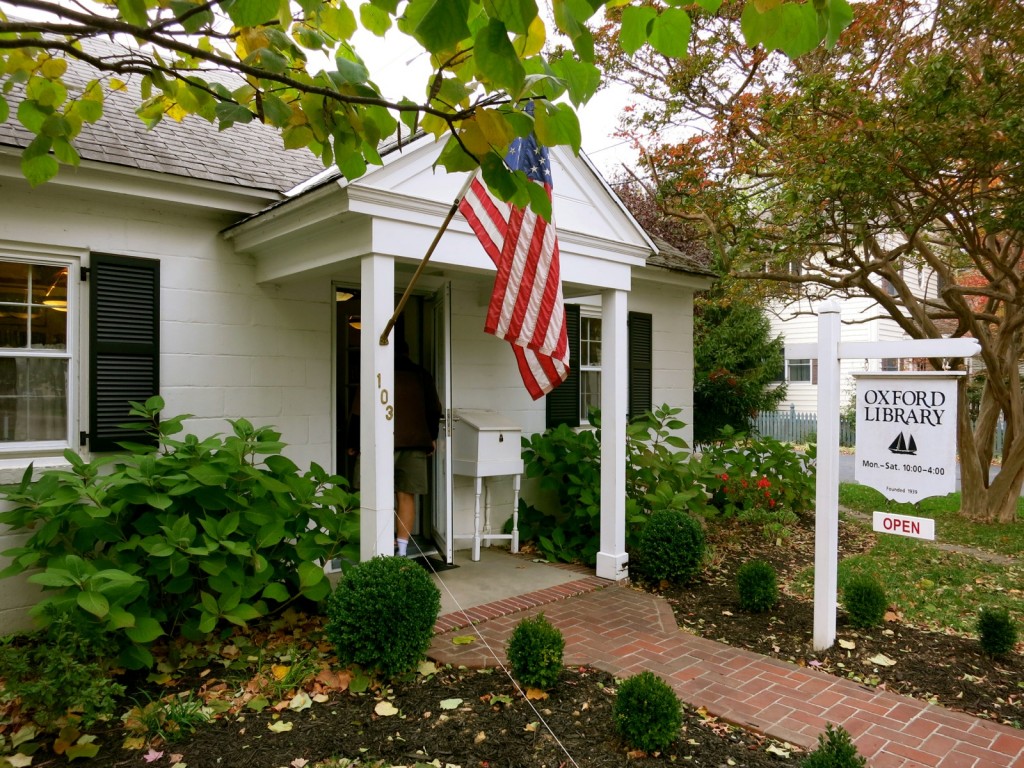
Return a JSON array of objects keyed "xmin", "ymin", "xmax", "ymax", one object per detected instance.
[
  {"xmin": 545, "ymin": 303, "xmax": 580, "ymax": 428},
  {"xmin": 812, "ymin": 359, "xmax": 819, "ymax": 385},
  {"xmin": 89, "ymin": 254, "xmax": 160, "ymax": 452},
  {"xmin": 628, "ymin": 311, "xmax": 653, "ymax": 419}
]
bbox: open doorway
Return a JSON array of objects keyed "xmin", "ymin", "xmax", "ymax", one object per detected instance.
[{"xmin": 335, "ymin": 287, "xmax": 449, "ymax": 560}]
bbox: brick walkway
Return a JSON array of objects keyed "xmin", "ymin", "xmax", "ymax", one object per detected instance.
[{"xmin": 429, "ymin": 582, "xmax": 1024, "ymax": 768}]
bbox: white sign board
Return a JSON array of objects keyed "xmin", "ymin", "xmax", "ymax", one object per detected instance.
[
  {"xmin": 855, "ymin": 373, "xmax": 959, "ymax": 503},
  {"xmin": 872, "ymin": 511, "xmax": 935, "ymax": 540}
]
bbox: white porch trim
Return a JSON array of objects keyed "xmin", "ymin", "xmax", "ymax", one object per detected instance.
[{"xmin": 596, "ymin": 288, "xmax": 629, "ymax": 580}]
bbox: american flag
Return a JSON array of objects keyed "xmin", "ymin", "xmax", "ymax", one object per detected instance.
[{"xmin": 458, "ymin": 124, "xmax": 570, "ymax": 400}]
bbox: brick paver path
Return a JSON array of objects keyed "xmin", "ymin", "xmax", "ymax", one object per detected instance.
[{"xmin": 429, "ymin": 582, "xmax": 1024, "ymax": 768}]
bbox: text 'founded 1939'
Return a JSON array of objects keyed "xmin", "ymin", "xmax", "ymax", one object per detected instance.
[{"xmin": 854, "ymin": 374, "xmax": 959, "ymax": 503}]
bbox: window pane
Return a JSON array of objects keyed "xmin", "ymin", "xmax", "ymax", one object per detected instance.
[
  {"xmin": 34, "ymin": 307, "xmax": 67, "ymax": 349},
  {"xmin": 0, "ymin": 308, "xmax": 28, "ymax": 349},
  {"xmin": 580, "ymin": 317, "xmax": 602, "ymax": 366},
  {"xmin": 33, "ymin": 265, "xmax": 68, "ymax": 309},
  {"xmin": 788, "ymin": 359, "xmax": 811, "ymax": 382},
  {"xmin": 0, "ymin": 262, "xmax": 29, "ymax": 304},
  {"xmin": 0, "ymin": 357, "xmax": 68, "ymax": 442},
  {"xmin": 580, "ymin": 370, "xmax": 601, "ymax": 422}
]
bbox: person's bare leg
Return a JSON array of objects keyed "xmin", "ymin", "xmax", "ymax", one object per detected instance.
[{"xmin": 395, "ymin": 491, "xmax": 416, "ymax": 556}]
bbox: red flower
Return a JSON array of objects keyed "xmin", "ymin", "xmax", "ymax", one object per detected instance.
[{"xmin": 757, "ymin": 476, "xmax": 771, "ymax": 489}]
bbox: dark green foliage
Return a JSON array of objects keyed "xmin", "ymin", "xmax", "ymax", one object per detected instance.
[
  {"xmin": 632, "ymin": 509, "xmax": 706, "ymax": 584},
  {"xmin": 613, "ymin": 671, "xmax": 683, "ymax": 753},
  {"xmin": 977, "ymin": 606, "xmax": 1018, "ymax": 657},
  {"xmin": 0, "ymin": 611, "xmax": 124, "ymax": 727},
  {"xmin": 693, "ymin": 294, "xmax": 787, "ymax": 446},
  {"xmin": 801, "ymin": 724, "xmax": 867, "ymax": 768},
  {"xmin": 324, "ymin": 556, "xmax": 441, "ymax": 678},
  {"xmin": 842, "ymin": 574, "xmax": 888, "ymax": 628},
  {"xmin": 0, "ymin": 396, "xmax": 360, "ymax": 669},
  {"xmin": 505, "ymin": 613, "xmax": 565, "ymax": 690},
  {"xmin": 736, "ymin": 559, "xmax": 779, "ymax": 612}
]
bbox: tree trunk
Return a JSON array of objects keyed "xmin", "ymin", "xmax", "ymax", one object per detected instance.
[{"xmin": 958, "ymin": 377, "xmax": 1024, "ymax": 523}]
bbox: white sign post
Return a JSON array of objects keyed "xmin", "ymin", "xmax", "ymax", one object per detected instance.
[
  {"xmin": 808, "ymin": 301, "xmax": 980, "ymax": 651},
  {"xmin": 855, "ymin": 373, "xmax": 960, "ymax": 503}
]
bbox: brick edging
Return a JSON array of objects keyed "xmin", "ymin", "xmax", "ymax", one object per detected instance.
[{"xmin": 433, "ymin": 576, "xmax": 608, "ymax": 634}]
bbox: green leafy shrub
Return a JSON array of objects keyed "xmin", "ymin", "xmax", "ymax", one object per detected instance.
[
  {"xmin": 631, "ymin": 509, "xmax": 706, "ymax": 584},
  {"xmin": 736, "ymin": 560, "xmax": 779, "ymax": 613},
  {"xmin": 506, "ymin": 613, "xmax": 565, "ymax": 689},
  {"xmin": 0, "ymin": 397, "xmax": 360, "ymax": 669},
  {"xmin": 613, "ymin": 671, "xmax": 682, "ymax": 753},
  {"xmin": 977, "ymin": 606, "xmax": 1018, "ymax": 657},
  {"xmin": 801, "ymin": 724, "xmax": 866, "ymax": 768},
  {"xmin": 704, "ymin": 428, "xmax": 816, "ymax": 518},
  {"xmin": 842, "ymin": 574, "xmax": 888, "ymax": 628},
  {"xmin": 0, "ymin": 611, "xmax": 124, "ymax": 727},
  {"xmin": 324, "ymin": 556, "xmax": 441, "ymax": 678}
]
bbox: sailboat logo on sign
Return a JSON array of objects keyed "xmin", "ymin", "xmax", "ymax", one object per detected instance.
[{"xmin": 888, "ymin": 432, "xmax": 918, "ymax": 455}]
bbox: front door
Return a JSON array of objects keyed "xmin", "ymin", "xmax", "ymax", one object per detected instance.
[{"xmin": 431, "ymin": 282, "xmax": 454, "ymax": 563}]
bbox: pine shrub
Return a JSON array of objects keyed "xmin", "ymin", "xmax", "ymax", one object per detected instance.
[
  {"xmin": 324, "ymin": 556, "xmax": 441, "ymax": 678},
  {"xmin": 506, "ymin": 614, "xmax": 565, "ymax": 690},
  {"xmin": 977, "ymin": 606, "xmax": 1018, "ymax": 657},
  {"xmin": 736, "ymin": 559, "xmax": 779, "ymax": 613},
  {"xmin": 632, "ymin": 509, "xmax": 706, "ymax": 584},
  {"xmin": 613, "ymin": 671, "xmax": 683, "ymax": 753},
  {"xmin": 842, "ymin": 574, "xmax": 887, "ymax": 629},
  {"xmin": 801, "ymin": 724, "xmax": 867, "ymax": 768}
]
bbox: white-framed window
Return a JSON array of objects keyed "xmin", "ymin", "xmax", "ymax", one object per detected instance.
[
  {"xmin": 787, "ymin": 358, "xmax": 812, "ymax": 382},
  {"xmin": 0, "ymin": 256, "xmax": 75, "ymax": 452},
  {"xmin": 579, "ymin": 314, "xmax": 601, "ymax": 423}
]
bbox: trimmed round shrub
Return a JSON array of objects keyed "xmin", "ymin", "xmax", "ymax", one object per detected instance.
[
  {"xmin": 736, "ymin": 559, "xmax": 779, "ymax": 613},
  {"xmin": 506, "ymin": 613, "xmax": 564, "ymax": 689},
  {"xmin": 977, "ymin": 606, "xmax": 1018, "ymax": 657},
  {"xmin": 801, "ymin": 723, "xmax": 866, "ymax": 768},
  {"xmin": 324, "ymin": 556, "xmax": 441, "ymax": 677},
  {"xmin": 842, "ymin": 574, "xmax": 887, "ymax": 629},
  {"xmin": 613, "ymin": 671, "xmax": 683, "ymax": 753},
  {"xmin": 632, "ymin": 509, "xmax": 706, "ymax": 584}
]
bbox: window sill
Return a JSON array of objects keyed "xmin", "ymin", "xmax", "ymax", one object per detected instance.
[{"xmin": 0, "ymin": 455, "xmax": 74, "ymax": 486}]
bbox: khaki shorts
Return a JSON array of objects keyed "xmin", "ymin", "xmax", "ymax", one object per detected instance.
[{"xmin": 394, "ymin": 449, "xmax": 429, "ymax": 495}]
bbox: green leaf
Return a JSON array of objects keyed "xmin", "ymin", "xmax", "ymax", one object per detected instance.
[
  {"xmin": 0, "ymin": 94, "xmax": 9, "ymax": 124},
  {"xmin": 116, "ymin": 0, "xmax": 148, "ymax": 27},
  {"xmin": 52, "ymin": 137, "xmax": 80, "ymax": 165},
  {"xmin": 126, "ymin": 616, "xmax": 165, "ymax": 644},
  {"xmin": 649, "ymin": 8, "xmax": 692, "ymax": 58},
  {"xmin": 17, "ymin": 100, "xmax": 48, "ymax": 133},
  {"xmin": 824, "ymin": 0, "xmax": 853, "ymax": 48},
  {"xmin": 77, "ymin": 590, "xmax": 110, "ymax": 618},
  {"xmin": 65, "ymin": 742, "xmax": 101, "ymax": 760},
  {"xmin": 119, "ymin": 644, "xmax": 154, "ymax": 670},
  {"xmin": 550, "ymin": 57, "xmax": 600, "ymax": 108},
  {"xmin": 200, "ymin": 590, "xmax": 219, "ymax": 615},
  {"xmin": 297, "ymin": 560, "xmax": 324, "ymax": 589},
  {"xmin": 359, "ymin": 2, "xmax": 392, "ymax": 36},
  {"xmin": 694, "ymin": 0, "xmax": 723, "ymax": 11},
  {"xmin": 227, "ymin": 0, "xmax": 279, "ymax": 27},
  {"xmin": 333, "ymin": 55, "xmax": 370, "ymax": 85},
  {"xmin": 261, "ymin": 582, "xmax": 290, "ymax": 602},
  {"xmin": 412, "ymin": 0, "xmax": 471, "ymax": 51},
  {"xmin": 223, "ymin": 603, "xmax": 262, "ymax": 625},
  {"xmin": 484, "ymin": 0, "xmax": 538, "ymax": 35},
  {"xmin": 620, "ymin": 6, "xmax": 657, "ymax": 55},
  {"xmin": 28, "ymin": 569, "xmax": 75, "ymax": 587},
  {"xmin": 106, "ymin": 606, "xmax": 137, "ymax": 630},
  {"xmin": 771, "ymin": 2, "xmax": 820, "ymax": 58},
  {"xmin": 474, "ymin": 19, "xmax": 526, "ymax": 96},
  {"xmin": 534, "ymin": 101, "xmax": 581, "ymax": 151}
]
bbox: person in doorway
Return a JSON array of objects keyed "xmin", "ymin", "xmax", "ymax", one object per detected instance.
[
  {"xmin": 347, "ymin": 338, "xmax": 442, "ymax": 557},
  {"xmin": 392, "ymin": 338, "xmax": 442, "ymax": 557}
]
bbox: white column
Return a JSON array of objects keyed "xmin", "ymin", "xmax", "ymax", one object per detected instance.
[
  {"xmin": 813, "ymin": 300, "xmax": 841, "ymax": 649},
  {"xmin": 359, "ymin": 254, "xmax": 395, "ymax": 561},
  {"xmin": 596, "ymin": 288, "xmax": 629, "ymax": 581}
]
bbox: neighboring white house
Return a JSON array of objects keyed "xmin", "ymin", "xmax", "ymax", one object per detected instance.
[
  {"xmin": 768, "ymin": 266, "xmax": 945, "ymax": 413},
  {"xmin": 0, "ymin": 51, "xmax": 714, "ymax": 629}
]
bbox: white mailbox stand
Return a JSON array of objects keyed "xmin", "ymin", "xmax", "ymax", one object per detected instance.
[{"xmin": 452, "ymin": 409, "xmax": 524, "ymax": 561}]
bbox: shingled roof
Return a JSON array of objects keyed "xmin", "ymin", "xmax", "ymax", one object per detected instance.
[{"xmin": 0, "ymin": 34, "xmax": 325, "ymax": 193}]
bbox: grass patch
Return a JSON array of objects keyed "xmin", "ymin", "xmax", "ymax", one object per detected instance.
[
  {"xmin": 838, "ymin": 483, "xmax": 1024, "ymax": 557},
  {"xmin": 792, "ymin": 523, "xmax": 1024, "ymax": 634}
]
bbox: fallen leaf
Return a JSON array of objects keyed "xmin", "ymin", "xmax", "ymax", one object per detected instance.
[
  {"xmin": 418, "ymin": 661, "xmax": 438, "ymax": 676},
  {"xmin": 291, "ymin": 759, "xmax": 309, "ymax": 768},
  {"xmin": 869, "ymin": 653, "xmax": 897, "ymax": 667},
  {"xmin": 452, "ymin": 636, "xmax": 475, "ymax": 645},
  {"xmin": 315, "ymin": 669, "xmax": 351, "ymax": 691},
  {"xmin": 349, "ymin": 672, "xmax": 371, "ymax": 694},
  {"xmin": 143, "ymin": 749, "xmax": 164, "ymax": 763},
  {"xmin": 440, "ymin": 698, "xmax": 463, "ymax": 710},
  {"xmin": 288, "ymin": 691, "xmax": 312, "ymax": 712},
  {"xmin": 272, "ymin": 664, "xmax": 291, "ymax": 681},
  {"xmin": 170, "ymin": 755, "xmax": 183, "ymax": 764},
  {"xmin": 5, "ymin": 755, "xmax": 34, "ymax": 767},
  {"xmin": 474, "ymin": 731, "xmax": 487, "ymax": 744},
  {"xmin": 11, "ymin": 726, "xmax": 37, "ymax": 748},
  {"xmin": 247, "ymin": 696, "xmax": 270, "ymax": 712},
  {"xmin": 64, "ymin": 742, "xmax": 101, "ymax": 760},
  {"xmin": 267, "ymin": 720, "xmax": 294, "ymax": 733},
  {"xmin": 374, "ymin": 700, "xmax": 399, "ymax": 716},
  {"xmin": 808, "ymin": 659, "xmax": 823, "ymax": 667},
  {"xmin": 884, "ymin": 611, "xmax": 899, "ymax": 622},
  {"xmin": 721, "ymin": 610, "xmax": 734, "ymax": 616},
  {"xmin": 766, "ymin": 744, "xmax": 791, "ymax": 757},
  {"xmin": 524, "ymin": 722, "xmax": 539, "ymax": 732},
  {"xmin": 121, "ymin": 736, "xmax": 146, "ymax": 750},
  {"xmin": 838, "ymin": 639, "xmax": 856, "ymax": 650},
  {"xmin": 525, "ymin": 688, "xmax": 548, "ymax": 701},
  {"xmin": 312, "ymin": 693, "xmax": 330, "ymax": 703},
  {"xmin": 171, "ymin": 763, "xmax": 187, "ymax": 768}
]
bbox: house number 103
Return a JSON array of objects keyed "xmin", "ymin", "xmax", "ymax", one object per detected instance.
[{"xmin": 377, "ymin": 373, "xmax": 393, "ymax": 420}]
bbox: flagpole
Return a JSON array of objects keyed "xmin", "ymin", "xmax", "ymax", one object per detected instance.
[{"xmin": 379, "ymin": 172, "xmax": 478, "ymax": 346}]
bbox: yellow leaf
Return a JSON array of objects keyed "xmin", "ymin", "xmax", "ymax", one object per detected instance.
[
  {"xmin": 475, "ymin": 108, "xmax": 514, "ymax": 151},
  {"xmin": 166, "ymin": 102, "xmax": 188, "ymax": 122},
  {"xmin": 838, "ymin": 639, "xmax": 856, "ymax": 650},
  {"xmin": 525, "ymin": 687, "xmax": 548, "ymax": 701},
  {"xmin": 514, "ymin": 15, "xmax": 546, "ymax": 58},
  {"xmin": 374, "ymin": 700, "xmax": 399, "ymax": 716},
  {"xmin": 421, "ymin": 113, "xmax": 448, "ymax": 140},
  {"xmin": 109, "ymin": 78, "xmax": 127, "ymax": 92},
  {"xmin": 40, "ymin": 57, "xmax": 68, "ymax": 79},
  {"xmin": 418, "ymin": 660, "xmax": 438, "ymax": 676},
  {"xmin": 121, "ymin": 736, "xmax": 147, "ymax": 750},
  {"xmin": 868, "ymin": 653, "xmax": 897, "ymax": 667},
  {"xmin": 5, "ymin": 754, "xmax": 34, "ymax": 767},
  {"xmin": 451, "ymin": 635, "xmax": 475, "ymax": 645},
  {"xmin": 267, "ymin": 720, "xmax": 293, "ymax": 733},
  {"xmin": 272, "ymin": 664, "xmax": 291, "ymax": 681}
]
